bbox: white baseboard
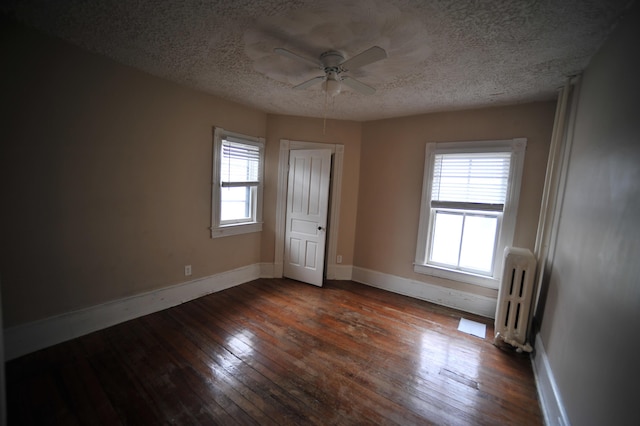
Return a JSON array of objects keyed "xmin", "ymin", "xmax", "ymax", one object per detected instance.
[
  {"xmin": 259, "ymin": 262, "xmax": 275, "ymax": 278},
  {"xmin": 6, "ymin": 263, "xmax": 499, "ymax": 360},
  {"xmin": 352, "ymin": 267, "xmax": 497, "ymax": 318},
  {"xmin": 263, "ymin": 262, "xmax": 350, "ymax": 280},
  {"xmin": 328, "ymin": 264, "xmax": 353, "ymax": 280},
  {"xmin": 532, "ymin": 333, "xmax": 570, "ymax": 426},
  {"xmin": 4, "ymin": 264, "xmax": 262, "ymax": 361}
]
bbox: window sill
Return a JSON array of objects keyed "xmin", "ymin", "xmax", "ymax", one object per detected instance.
[
  {"xmin": 211, "ymin": 222, "xmax": 262, "ymax": 238},
  {"xmin": 413, "ymin": 263, "xmax": 499, "ymax": 289}
]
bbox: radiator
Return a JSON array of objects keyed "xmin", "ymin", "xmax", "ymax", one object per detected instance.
[{"xmin": 494, "ymin": 247, "xmax": 536, "ymax": 352}]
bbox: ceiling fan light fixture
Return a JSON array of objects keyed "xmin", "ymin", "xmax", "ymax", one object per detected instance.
[
  {"xmin": 275, "ymin": 46, "xmax": 386, "ymax": 96},
  {"xmin": 323, "ymin": 78, "xmax": 341, "ymax": 96}
]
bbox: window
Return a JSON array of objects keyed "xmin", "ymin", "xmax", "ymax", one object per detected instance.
[
  {"xmin": 211, "ymin": 128, "xmax": 265, "ymax": 238},
  {"xmin": 414, "ymin": 139, "xmax": 526, "ymax": 288}
]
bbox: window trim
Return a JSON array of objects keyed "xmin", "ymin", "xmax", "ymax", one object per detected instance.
[
  {"xmin": 211, "ymin": 127, "xmax": 265, "ymax": 238},
  {"xmin": 414, "ymin": 138, "xmax": 526, "ymax": 288}
]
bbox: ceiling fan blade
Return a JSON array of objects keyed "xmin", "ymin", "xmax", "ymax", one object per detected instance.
[
  {"xmin": 340, "ymin": 46, "xmax": 387, "ymax": 71},
  {"xmin": 274, "ymin": 48, "xmax": 322, "ymax": 68},
  {"xmin": 341, "ymin": 76, "xmax": 376, "ymax": 95},
  {"xmin": 293, "ymin": 76, "xmax": 325, "ymax": 90}
]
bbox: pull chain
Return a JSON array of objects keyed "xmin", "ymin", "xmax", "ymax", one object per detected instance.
[
  {"xmin": 323, "ymin": 89, "xmax": 329, "ymax": 135},
  {"xmin": 322, "ymin": 90, "xmax": 336, "ymax": 135}
]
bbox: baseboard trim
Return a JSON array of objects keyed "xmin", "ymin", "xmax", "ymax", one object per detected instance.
[
  {"xmin": 532, "ymin": 333, "xmax": 570, "ymax": 426},
  {"xmin": 259, "ymin": 262, "xmax": 275, "ymax": 278},
  {"xmin": 7, "ymin": 264, "xmax": 499, "ymax": 359},
  {"xmin": 4, "ymin": 264, "xmax": 261, "ymax": 361},
  {"xmin": 329, "ymin": 264, "xmax": 353, "ymax": 280},
  {"xmin": 352, "ymin": 267, "xmax": 497, "ymax": 318}
]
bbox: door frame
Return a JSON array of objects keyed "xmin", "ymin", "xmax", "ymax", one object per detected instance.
[{"xmin": 275, "ymin": 139, "xmax": 344, "ymax": 280}]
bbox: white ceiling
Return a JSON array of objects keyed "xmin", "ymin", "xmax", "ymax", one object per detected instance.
[{"xmin": 3, "ymin": 0, "xmax": 634, "ymax": 121}]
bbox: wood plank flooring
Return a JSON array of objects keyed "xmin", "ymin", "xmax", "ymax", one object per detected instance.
[{"xmin": 6, "ymin": 278, "xmax": 543, "ymax": 425}]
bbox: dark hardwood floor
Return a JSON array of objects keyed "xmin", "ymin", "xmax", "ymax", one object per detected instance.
[{"xmin": 6, "ymin": 278, "xmax": 543, "ymax": 425}]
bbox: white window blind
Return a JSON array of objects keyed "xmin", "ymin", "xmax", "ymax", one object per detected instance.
[
  {"xmin": 431, "ymin": 152, "xmax": 511, "ymax": 211},
  {"xmin": 221, "ymin": 139, "xmax": 260, "ymax": 187}
]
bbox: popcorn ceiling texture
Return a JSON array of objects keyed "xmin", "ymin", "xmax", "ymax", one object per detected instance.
[{"xmin": 3, "ymin": 0, "xmax": 632, "ymax": 121}]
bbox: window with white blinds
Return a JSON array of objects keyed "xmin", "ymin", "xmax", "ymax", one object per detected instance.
[
  {"xmin": 211, "ymin": 128, "xmax": 265, "ymax": 238},
  {"xmin": 414, "ymin": 139, "xmax": 526, "ymax": 288}
]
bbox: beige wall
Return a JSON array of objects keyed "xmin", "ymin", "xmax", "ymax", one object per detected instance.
[
  {"xmin": 1, "ymin": 22, "xmax": 267, "ymax": 326},
  {"xmin": 355, "ymin": 102, "xmax": 556, "ymax": 297},
  {"xmin": 261, "ymin": 115, "xmax": 362, "ymax": 266},
  {"xmin": 1, "ymin": 19, "xmax": 555, "ymax": 333},
  {"xmin": 538, "ymin": 4, "xmax": 640, "ymax": 424}
]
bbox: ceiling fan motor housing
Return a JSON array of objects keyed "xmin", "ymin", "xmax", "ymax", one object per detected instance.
[{"xmin": 320, "ymin": 51, "xmax": 345, "ymax": 73}]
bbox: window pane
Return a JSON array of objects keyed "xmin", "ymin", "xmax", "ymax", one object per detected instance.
[
  {"xmin": 459, "ymin": 215, "xmax": 498, "ymax": 272},
  {"xmin": 221, "ymin": 186, "xmax": 252, "ymax": 221},
  {"xmin": 430, "ymin": 211, "xmax": 463, "ymax": 266}
]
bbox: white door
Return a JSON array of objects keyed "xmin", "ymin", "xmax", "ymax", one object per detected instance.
[{"xmin": 284, "ymin": 149, "xmax": 332, "ymax": 286}]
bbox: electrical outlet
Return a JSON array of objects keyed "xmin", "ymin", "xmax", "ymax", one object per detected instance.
[
  {"xmin": 184, "ymin": 265, "xmax": 192, "ymax": 276},
  {"xmin": 337, "ymin": 255, "xmax": 343, "ymax": 264}
]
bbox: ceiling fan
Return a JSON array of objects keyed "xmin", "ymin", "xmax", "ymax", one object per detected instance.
[{"xmin": 274, "ymin": 46, "xmax": 387, "ymax": 96}]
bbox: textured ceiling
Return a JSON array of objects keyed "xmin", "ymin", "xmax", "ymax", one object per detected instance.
[{"xmin": 2, "ymin": 0, "xmax": 633, "ymax": 121}]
